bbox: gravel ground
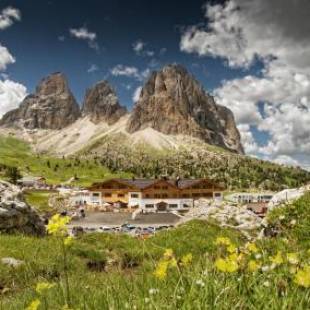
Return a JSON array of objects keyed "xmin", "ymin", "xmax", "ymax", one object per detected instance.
[{"xmin": 69, "ymin": 212, "xmax": 180, "ymax": 228}]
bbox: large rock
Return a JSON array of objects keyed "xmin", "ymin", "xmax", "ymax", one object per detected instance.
[
  {"xmin": 126, "ymin": 64, "xmax": 244, "ymax": 154},
  {"xmin": 82, "ymin": 81, "xmax": 127, "ymax": 125},
  {"xmin": 0, "ymin": 181, "xmax": 45, "ymax": 235},
  {"xmin": 0, "ymin": 73, "xmax": 80, "ymax": 129}
]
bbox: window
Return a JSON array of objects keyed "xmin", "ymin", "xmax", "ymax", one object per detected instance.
[
  {"xmin": 182, "ymin": 194, "xmax": 190, "ymax": 198},
  {"xmin": 154, "ymin": 194, "xmax": 160, "ymax": 198},
  {"xmin": 145, "ymin": 194, "xmax": 150, "ymax": 198},
  {"xmin": 92, "ymin": 193, "xmax": 99, "ymax": 197},
  {"xmin": 131, "ymin": 193, "xmax": 139, "ymax": 198},
  {"xmin": 214, "ymin": 193, "xmax": 222, "ymax": 197},
  {"xmin": 169, "ymin": 204, "xmax": 178, "ymax": 208},
  {"xmin": 162, "ymin": 186, "xmax": 168, "ymax": 190},
  {"xmin": 118, "ymin": 193, "xmax": 125, "ymax": 198},
  {"xmin": 192, "ymin": 193, "xmax": 201, "ymax": 198},
  {"xmin": 183, "ymin": 204, "xmax": 190, "ymax": 208},
  {"xmin": 162, "ymin": 193, "xmax": 168, "ymax": 198},
  {"xmin": 154, "ymin": 185, "xmax": 160, "ymax": 189},
  {"xmin": 145, "ymin": 204, "xmax": 154, "ymax": 208},
  {"xmin": 104, "ymin": 193, "xmax": 112, "ymax": 197}
]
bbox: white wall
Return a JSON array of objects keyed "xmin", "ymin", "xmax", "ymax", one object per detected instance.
[{"xmin": 138, "ymin": 198, "xmax": 193, "ymax": 211}]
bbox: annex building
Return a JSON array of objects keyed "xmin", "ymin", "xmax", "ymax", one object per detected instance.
[{"xmin": 87, "ymin": 178, "xmax": 224, "ymax": 212}]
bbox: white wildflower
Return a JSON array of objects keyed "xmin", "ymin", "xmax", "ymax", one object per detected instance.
[
  {"xmin": 196, "ymin": 279, "xmax": 205, "ymax": 287},
  {"xmin": 149, "ymin": 288, "xmax": 159, "ymax": 295},
  {"xmin": 263, "ymin": 281, "xmax": 270, "ymax": 287}
]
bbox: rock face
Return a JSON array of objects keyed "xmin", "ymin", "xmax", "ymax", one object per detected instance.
[
  {"xmin": 0, "ymin": 73, "xmax": 80, "ymax": 129},
  {"xmin": 82, "ymin": 81, "xmax": 127, "ymax": 124},
  {"xmin": 126, "ymin": 64, "xmax": 244, "ymax": 154},
  {"xmin": 0, "ymin": 181, "xmax": 45, "ymax": 235}
]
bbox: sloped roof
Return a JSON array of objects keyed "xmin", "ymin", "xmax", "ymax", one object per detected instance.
[{"xmin": 89, "ymin": 178, "xmax": 224, "ymax": 190}]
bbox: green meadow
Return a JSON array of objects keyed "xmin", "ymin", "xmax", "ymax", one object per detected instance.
[
  {"xmin": 0, "ymin": 135, "xmax": 130, "ymax": 187},
  {"xmin": 1, "ymin": 193, "xmax": 310, "ymax": 309}
]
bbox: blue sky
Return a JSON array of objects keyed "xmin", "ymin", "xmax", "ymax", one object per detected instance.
[
  {"xmin": 1, "ymin": 0, "xmax": 310, "ymax": 169},
  {"xmin": 0, "ymin": 0, "xmax": 260, "ymax": 104}
]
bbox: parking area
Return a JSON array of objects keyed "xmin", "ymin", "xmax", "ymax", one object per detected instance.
[{"xmin": 69, "ymin": 212, "xmax": 181, "ymax": 228}]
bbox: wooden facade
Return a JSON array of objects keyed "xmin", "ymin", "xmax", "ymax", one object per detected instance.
[{"xmin": 88, "ymin": 178, "xmax": 224, "ymax": 205}]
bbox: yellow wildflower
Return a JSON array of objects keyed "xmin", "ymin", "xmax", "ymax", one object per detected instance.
[
  {"xmin": 287, "ymin": 253, "xmax": 299, "ymax": 265},
  {"xmin": 247, "ymin": 260, "xmax": 261, "ymax": 272},
  {"xmin": 26, "ymin": 299, "xmax": 41, "ymax": 310},
  {"xmin": 64, "ymin": 236, "xmax": 74, "ymax": 247},
  {"xmin": 163, "ymin": 248, "xmax": 173, "ymax": 260},
  {"xmin": 227, "ymin": 243, "xmax": 237, "ymax": 253},
  {"xmin": 170, "ymin": 257, "xmax": 178, "ymax": 268},
  {"xmin": 215, "ymin": 236, "xmax": 231, "ymax": 246},
  {"xmin": 181, "ymin": 253, "xmax": 193, "ymax": 267},
  {"xmin": 294, "ymin": 266, "xmax": 310, "ymax": 288},
  {"xmin": 215, "ymin": 257, "xmax": 238, "ymax": 273},
  {"xmin": 154, "ymin": 260, "xmax": 169, "ymax": 280},
  {"xmin": 229, "ymin": 253, "xmax": 238, "ymax": 261},
  {"xmin": 47, "ymin": 214, "xmax": 71, "ymax": 236},
  {"xmin": 36, "ymin": 281, "xmax": 55, "ymax": 294},
  {"xmin": 270, "ymin": 251, "xmax": 284, "ymax": 265},
  {"xmin": 246, "ymin": 242, "xmax": 259, "ymax": 253}
]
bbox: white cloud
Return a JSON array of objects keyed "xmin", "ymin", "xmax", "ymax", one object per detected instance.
[
  {"xmin": 132, "ymin": 39, "xmax": 155, "ymax": 57},
  {"xmin": 87, "ymin": 64, "xmax": 98, "ymax": 73},
  {"xmin": 69, "ymin": 26, "xmax": 98, "ymax": 50},
  {"xmin": 0, "ymin": 44, "xmax": 15, "ymax": 71},
  {"xmin": 132, "ymin": 40, "xmax": 145, "ymax": 54},
  {"xmin": 273, "ymin": 155, "xmax": 300, "ymax": 168},
  {"xmin": 0, "ymin": 79, "xmax": 27, "ymax": 118},
  {"xmin": 181, "ymin": 0, "xmax": 310, "ymax": 168},
  {"xmin": 132, "ymin": 86, "xmax": 142, "ymax": 103},
  {"xmin": 0, "ymin": 7, "xmax": 21, "ymax": 30},
  {"xmin": 110, "ymin": 65, "xmax": 150, "ymax": 81}
]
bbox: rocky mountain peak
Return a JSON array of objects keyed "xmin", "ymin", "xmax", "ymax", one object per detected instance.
[
  {"xmin": 0, "ymin": 72, "xmax": 80, "ymax": 130},
  {"xmin": 36, "ymin": 72, "xmax": 69, "ymax": 96},
  {"xmin": 126, "ymin": 64, "xmax": 244, "ymax": 154},
  {"xmin": 82, "ymin": 80, "xmax": 127, "ymax": 124}
]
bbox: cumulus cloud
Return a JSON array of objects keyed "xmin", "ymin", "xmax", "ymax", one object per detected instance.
[
  {"xmin": 0, "ymin": 79, "xmax": 27, "ymax": 118},
  {"xmin": 132, "ymin": 39, "xmax": 155, "ymax": 57},
  {"xmin": 0, "ymin": 6, "xmax": 21, "ymax": 30},
  {"xmin": 132, "ymin": 86, "xmax": 142, "ymax": 103},
  {"xmin": 69, "ymin": 26, "xmax": 98, "ymax": 50},
  {"xmin": 180, "ymin": 0, "xmax": 310, "ymax": 169},
  {"xmin": 0, "ymin": 44, "xmax": 15, "ymax": 71},
  {"xmin": 87, "ymin": 64, "xmax": 98, "ymax": 73},
  {"xmin": 110, "ymin": 65, "xmax": 150, "ymax": 81}
]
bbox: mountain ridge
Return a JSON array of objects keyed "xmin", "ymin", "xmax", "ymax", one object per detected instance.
[{"xmin": 0, "ymin": 64, "xmax": 244, "ymax": 154}]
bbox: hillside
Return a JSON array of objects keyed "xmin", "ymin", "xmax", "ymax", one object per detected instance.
[
  {"xmin": 0, "ymin": 132, "xmax": 309, "ymax": 191},
  {"xmin": 77, "ymin": 133, "xmax": 310, "ymax": 191},
  {"xmin": 1, "ymin": 194, "xmax": 310, "ymax": 309},
  {"xmin": 0, "ymin": 135, "xmax": 130, "ymax": 187}
]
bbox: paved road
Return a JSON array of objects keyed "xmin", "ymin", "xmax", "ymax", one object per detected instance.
[{"xmin": 69, "ymin": 212, "xmax": 180, "ymax": 228}]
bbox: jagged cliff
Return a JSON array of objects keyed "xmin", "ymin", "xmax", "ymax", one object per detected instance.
[
  {"xmin": 126, "ymin": 64, "xmax": 244, "ymax": 154},
  {"xmin": 0, "ymin": 73, "xmax": 80, "ymax": 129},
  {"xmin": 0, "ymin": 65, "xmax": 244, "ymax": 154},
  {"xmin": 82, "ymin": 81, "xmax": 127, "ymax": 125}
]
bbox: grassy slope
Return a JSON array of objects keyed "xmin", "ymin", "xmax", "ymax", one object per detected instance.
[
  {"xmin": 1, "ymin": 193, "xmax": 310, "ymax": 309},
  {"xmin": 23, "ymin": 190, "xmax": 56, "ymax": 214},
  {"xmin": 78, "ymin": 133, "xmax": 310, "ymax": 191},
  {"xmin": 0, "ymin": 135, "xmax": 130, "ymax": 186}
]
